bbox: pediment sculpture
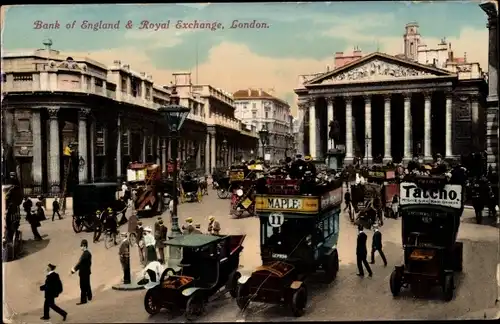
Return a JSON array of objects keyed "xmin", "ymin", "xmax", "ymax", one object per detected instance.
[{"xmin": 322, "ymin": 59, "xmax": 433, "ymax": 84}]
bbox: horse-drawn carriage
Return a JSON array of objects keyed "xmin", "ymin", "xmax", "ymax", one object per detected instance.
[
  {"xmin": 236, "ymin": 174, "xmax": 342, "ymax": 317},
  {"xmin": 350, "ymin": 173, "xmax": 384, "ymax": 229},
  {"xmin": 128, "ymin": 162, "xmax": 163, "ymax": 217},
  {"xmin": 180, "ymin": 173, "xmax": 203, "ymax": 203}
]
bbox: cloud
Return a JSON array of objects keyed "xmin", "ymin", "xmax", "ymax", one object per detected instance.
[
  {"xmin": 70, "ymin": 42, "xmax": 332, "ymax": 115},
  {"xmin": 123, "ymin": 28, "xmax": 196, "ymax": 49}
]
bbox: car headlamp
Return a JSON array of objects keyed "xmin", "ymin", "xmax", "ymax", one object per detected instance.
[{"xmin": 236, "ymin": 189, "xmax": 243, "ymax": 197}]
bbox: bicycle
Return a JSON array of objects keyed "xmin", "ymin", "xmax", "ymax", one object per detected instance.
[{"xmin": 104, "ymin": 227, "xmax": 118, "ymax": 249}]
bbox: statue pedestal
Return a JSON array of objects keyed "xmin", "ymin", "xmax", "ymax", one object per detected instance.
[{"xmin": 326, "ymin": 148, "xmax": 346, "ymax": 170}]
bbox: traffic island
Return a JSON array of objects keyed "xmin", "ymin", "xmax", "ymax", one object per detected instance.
[{"xmin": 112, "ymin": 281, "xmax": 145, "ymax": 291}]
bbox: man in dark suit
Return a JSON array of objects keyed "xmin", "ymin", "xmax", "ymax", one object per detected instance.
[
  {"xmin": 356, "ymin": 225, "xmax": 373, "ymax": 277},
  {"xmin": 52, "ymin": 199, "xmax": 62, "ymax": 221},
  {"xmin": 71, "ymin": 239, "xmax": 92, "ymax": 304},
  {"xmin": 370, "ymin": 225, "xmax": 387, "ymax": 266},
  {"xmin": 40, "ymin": 263, "xmax": 67, "ymax": 321}
]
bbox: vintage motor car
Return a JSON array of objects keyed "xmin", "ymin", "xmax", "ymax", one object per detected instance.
[
  {"xmin": 72, "ymin": 183, "xmax": 118, "ymax": 233},
  {"xmin": 236, "ymin": 174, "xmax": 342, "ymax": 317},
  {"xmin": 143, "ymin": 233, "xmax": 245, "ymax": 320},
  {"xmin": 180, "ymin": 173, "xmax": 203, "ymax": 203},
  {"xmin": 389, "ymin": 174, "xmax": 465, "ymax": 301}
]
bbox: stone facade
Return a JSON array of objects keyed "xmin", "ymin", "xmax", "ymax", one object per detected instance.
[
  {"xmin": 295, "ymin": 52, "xmax": 487, "ymax": 164},
  {"xmin": 480, "ymin": 1, "xmax": 499, "ymax": 171},
  {"xmin": 1, "ymin": 48, "xmax": 258, "ymax": 195}
]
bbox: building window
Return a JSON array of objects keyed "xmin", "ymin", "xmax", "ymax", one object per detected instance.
[
  {"xmin": 122, "ymin": 130, "xmax": 130, "ymax": 155},
  {"xmin": 121, "ymin": 77, "xmax": 127, "ymax": 93},
  {"xmin": 145, "ymin": 87, "xmax": 151, "ymax": 100},
  {"xmin": 147, "ymin": 136, "xmax": 153, "ymax": 155},
  {"xmin": 252, "ymin": 103, "xmax": 256, "ymax": 109},
  {"xmin": 94, "ymin": 78, "xmax": 103, "ymax": 87},
  {"xmin": 252, "ymin": 111, "xmax": 257, "ymax": 119},
  {"xmin": 1, "ymin": 73, "xmax": 6, "ymax": 83},
  {"xmin": 265, "ymin": 111, "xmax": 269, "ymax": 119},
  {"xmin": 96, "ymin": 125, "xmax": 106, "ymax": 155}
]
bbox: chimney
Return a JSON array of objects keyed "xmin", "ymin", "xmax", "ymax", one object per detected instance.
[
  {"xmin": 140, "ymin": 72, "xmax": 146, "ymax": 77},
  {"xmin": 123, "ymin": 64, "xmax": 130, "ymax": 70},
  {"xmin": 247, "ymin": 88, "xmax": 251, "ymax": 96},
  {"xmin": 464, "ymin": 52, "xmax": 467, "ymax": 63},
  {"xmin": 335, "ymin": 52, "xmax": 344, "ymax": 58},
  {"xmin": 113, "ymin": 60, "xmax": 121, "ymax": 66}
]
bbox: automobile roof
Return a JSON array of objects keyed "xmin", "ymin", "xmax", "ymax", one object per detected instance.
[{"xmin": 165, "ymin": 234, "xmax": 227, "ymax": 248}]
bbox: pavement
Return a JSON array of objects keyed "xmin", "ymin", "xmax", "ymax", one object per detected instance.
[{"xmin": 4, "ymin": 188, "xmax": 500, "ymax": 323}]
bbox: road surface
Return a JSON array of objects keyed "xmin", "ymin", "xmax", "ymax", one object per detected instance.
[{"xmin": 4, "ymin": 189, "xmax": 499, "ymax": 323}]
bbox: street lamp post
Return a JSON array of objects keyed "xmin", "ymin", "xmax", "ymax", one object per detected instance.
[
  {"xmin": 158, "ymin": 86, "xmax": 190, "ymax": 250},
  {"xmin": 365, "ymin": 134, "xmax": 371, "ymax": 167},
  {"xmin": 259, "ymin": 125, "xmax": 269, "ymax": 160}
]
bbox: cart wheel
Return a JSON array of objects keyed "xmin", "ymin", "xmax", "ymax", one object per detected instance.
[
  {"xmin": 453, "ymin": 242, "xmax": 463, "ymax": 272},
  {"xmin": 290, "ymin": 285, "xmax": 307, "ymax": 317},
  {"xmin": 104, "ymin": 232, "xmax": 115, "ymax": 249},
  {"xmin": 185, "ymin": 293, "xmax": 205, "ymax": 321},
  {"xmin": 226, "ymin": 271, "xmax": 241, "ymax": 298},
  {"xmin": 144, "ymin": 288, "xmax": 161, "ymax": 315},
  {"xmin": 129, "ymin": 233, "xmax": 137, "ymax": 247},
  {"xmin": 443, "ymin": 273, "xmax": 454, "ymax": 301},
  {"xmin": 217, "ymin": 189, "xmax": 226, "ymax": 199},
  {"xmin": 389, "ymin": 270, "xmax": 402, "ymax": 297},
  {"xmin": 323, "ymin": 251, "xmax": 339, "ymax": 283},
  {"xmin": 236, "ymin": 283, "xmax": 250, "ymax": 310},
  {"xmin": 72, "ymin": 217, "xmax": 84, "ymax": 233}
]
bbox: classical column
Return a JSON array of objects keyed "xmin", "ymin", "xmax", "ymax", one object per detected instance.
[
  {"xmin": 161, "ymin": 138, "xmax": 167, "ymax": 173},
  {"xmin": 471, "ymin": 94, "xmax": 480, "ymax": 150},
  {"xmin": 327, "ymin": 98, "xmax": 334, "ymax": 151},
  {"xmin": 345, "ymin": 96, "xmax": 354, "ymax": 162},
  {"xmin": 167, "ymin": 138, "xmax": 172, "ymax": 159},
  {"xmin": 383, "ymin": 95, "xmax": 392, "ymax": 163},
  {"xmin": 89, "ymin": 117, "xmax": 95, "ymax": 182},
  {"xmin": 403, "ymin": 94, "xmax": 413, "ymax": 163},
  {"xmin": 156, "ymin": 136, "xmax": 161, "ymax": 165},
  {"xmin": 423, "ymin": 92, "xmax": 432, "ymax": 161},
  {"xmin": 141, "ymin": 132, "xmax": 147, "ymax": 162},
  {"xmin": 196, "ymin": 140, "xmax": 202, "ymax": 169},
  {"xmin": 205, "ymin": 133, "xmax": 210, "ymax": 175},
  {"xmin": 116, "ymin": 114, "xmax": 122, "ymax": 177},
  {"xmin": 445, "ymin": 94, "xmax": 453, "ymax": 158},
  {"xmin": 31, "ymin": 109, "xmax": 43, "ymax": 185},
  {"xmin": 487, "ymin": 13, "xmax": 498, "ymax": 102},
  {"xmin": 210, "ymin": 133, "xmax": 216, "ymax": 173},
  {"xmin": 78, "ymin": 108, "xmax": 90, "ymax": 183},
  {"xmin": 364, "ymin": 95, "xmax": 372, "ymax": 163},
  {"xmin": 47, "ymin": 107, "xmax": 60, "ymax": 192},
  {"xmin": 308, "ymin": 100, "xmax": 317, "ymax": 159}
]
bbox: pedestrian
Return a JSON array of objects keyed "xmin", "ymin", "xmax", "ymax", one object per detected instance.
[
  {"xmin": 370, "ymin": 225, "xmax": 387, "ymax": 266},
  {"xmin": 343, "ymin": 190, "xmax": 353, "ymax": 222},
  {"xmin": 36, "ymin": 202, "xmax": 47, "ymax": 221},
  {"xmin": 26, "ymin": 207, "xmax": 42, "ymax": 240},
  {"xmin": 118, "ymin": 233, "xmax": 131, "ymax": 285},
  {"xmin": 22, "ymin": 196, "xmax": 33, "ymax": 217},
  {"xmin": 71, "ymin": 239, "xmax": 92, "ymax": 305},
  {"xmin": 143, "ymin": 227, "xmax": 157, "ymax": 264},
  {"xmin": 40, "ymin": 263, "xmax": 67, "ymax": 321},
  {"xmin": 136, "ymin": 220, "xmax": 145, "ymax": 265},
  {"xmin": 207, "ymin": 216, "xmax": 221, "ymax": 235},
  {"xmin": 182, "ymin": 217, "xmax": 195, "ymax": 234},
  {"xmin": 154, "ymin": 218, "xmax": 168, "ymax": 264},
  {"xmin": 391, "ymin": 195, "xmax": 399, "ymax": 218},
  {"xmin": 121, "ymin": 182, "xmax": 129, "ymax": 199},
  {"xmin": 356, "ymin": 225, "xmax": 372, "ymax": 277},
  {"xmin": 52, "ymin": 199, "xmax": 62, "ymax": 221}
]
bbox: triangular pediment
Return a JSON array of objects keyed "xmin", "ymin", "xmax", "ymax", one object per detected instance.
[{"xmin": 307, "ymin": 52, "xmax": 455, "ymax": 86}]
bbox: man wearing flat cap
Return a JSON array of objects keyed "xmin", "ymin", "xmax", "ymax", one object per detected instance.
[
  {"xmin": 182, "ymin": 217, "xmax": 195, "ymax": 234},
  {"xmin": 71, "ymin": 239, "xmax": 92, "ymax": 305},
  {"xmin": 40, "ymin": 263, "xmax": 67, "ymax": 321}
]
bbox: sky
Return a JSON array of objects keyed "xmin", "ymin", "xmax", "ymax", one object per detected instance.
[{"xmin": 0, "ymin": 2, "xmax": 491, "ymax": 116}]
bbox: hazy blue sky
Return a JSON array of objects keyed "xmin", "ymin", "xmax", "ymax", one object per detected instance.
[{"xmin": 2, "ymin": 2, "xmax": 489, "ymax": 114}]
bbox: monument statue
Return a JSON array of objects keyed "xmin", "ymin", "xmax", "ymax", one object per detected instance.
[{"xmin": 328, "ymin": 120, "xmax": 341, "ymax": 149}]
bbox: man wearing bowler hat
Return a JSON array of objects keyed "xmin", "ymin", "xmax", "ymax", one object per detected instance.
[
  {"xmin": 71, "ymin": 239, "xmax": 92, "ymax": 304},
  {"xmin": 40, "ymin": 263, "xmax": 67, "ymax": 321}
]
